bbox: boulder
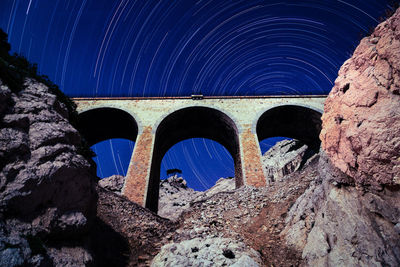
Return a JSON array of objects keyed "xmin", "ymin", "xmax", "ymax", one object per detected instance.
[
  {"xmin": 98, "ymin": 174, "xmax": 125, "ymax": 194},
  {"xmin": 151, "ymin": 237, "xmax": 261, "ymax": 267},
  {"xmin": 320, "ymin": 7, "xmax": 400, "ymax": 189}
]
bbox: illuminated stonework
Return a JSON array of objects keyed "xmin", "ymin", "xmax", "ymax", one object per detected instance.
[{"xmin": 74, "ymin": 95, "xmax": 325, "ymax": 211}]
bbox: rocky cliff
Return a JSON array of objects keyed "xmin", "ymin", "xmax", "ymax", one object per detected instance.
[
  {"xmin": 282, "ymin": 152, "xmax": 400, "ymax": 266},
  {"xmin": 0, "ymin": 79, "xmax": 97, "ymax": 266},
  {"xmin": 320, "ymin": 6, "xmax": 400, "ymax": 189},
  {"xmin": 283, "ymin": 8, "xmax": 400, "ymax": 266}
]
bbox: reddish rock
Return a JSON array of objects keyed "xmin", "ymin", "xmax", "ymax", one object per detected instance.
[{"xmin": 320, "ymin": 8, "xmax": 400, "ymax": 189}]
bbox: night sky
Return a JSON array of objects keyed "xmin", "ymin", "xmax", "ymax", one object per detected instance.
[{"xmin": 0, "ymin": 0, "xmax": 395, "ymax": 190}]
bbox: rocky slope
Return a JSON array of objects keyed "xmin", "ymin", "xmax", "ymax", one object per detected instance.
[
  {"xmin": 158, "ymin": 175, "xmax": 201, "ymax": 221},
  {"xmin": 320, "ymin": 7, "xmax": 400, "ymax": 189},
  {"xmin": 94, "ymin": 186, "xmax": 176, "ymax": 266},
  {"xmin": 0, "ymin": 78, "xmax": 97, "ymax": 266},
  {"xmin": 99, "ymin": 139, "xmax": 312, "ymax": 222},
  {"xmin": 282, "ymin": 153, "xmax": 400, "ymax": 266}
]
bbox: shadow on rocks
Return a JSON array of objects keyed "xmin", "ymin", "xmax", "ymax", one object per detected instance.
[{"xmin": 88, "ymin": 218, "xmax": 130, "ymax": 267}]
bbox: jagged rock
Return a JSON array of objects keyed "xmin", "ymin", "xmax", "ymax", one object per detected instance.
[
  {"xmin": 98, "ymin": 174, "xmax": 125, "ymax": 194},
  {"xmin": 151, "ymin": 237, "xmax": 262, "ymax": 267},
  {"xmin": 156, "ymin": 139, "xmax": 313, "ymax": 221},
  {"xmin": 0, "ymin": 78, "xmax": 97, "ymax": 265},
  {"xmin": 158, "ymin": 176, "xmax": 236, "ymax": 221},
  {"xmin": 198, "ymin": 177, "xmax": 235, "ymax": 200},
  {"xmin": 261, "ymin": 139, "xmax": 314, "ymax": 184},
  {"xmin": 282, "ymin": 152, "xmax": 400, "ymax": 266},
  {"xmin": 320, "ymin": 7, "xmax": 400, "ymax": 189},
  {"xmin": 158, "ymin": 175, "xmax": 203, "ymax": 221}
]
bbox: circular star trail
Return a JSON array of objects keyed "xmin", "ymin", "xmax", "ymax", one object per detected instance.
[{"xmin": 0, "ymin": 0, "xmax": 396, "ymax": 190}]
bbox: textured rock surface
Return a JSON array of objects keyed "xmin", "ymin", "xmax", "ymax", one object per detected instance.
[
  {"xmin": 160, "ymin": 155, "xmax": 321, "ymax": 266},
  {"xmin": 320, "ymin": 7, "xmax": 400, "ymax": 189},
  {"xmin": 151, "ymin": 237, "xmax": 261, "ymax": 267},
  {"xmin": 261, "ymin": 139, "xmax": 312, "ymax": 184},
  {"xmin": 155, "ymin": 139, "xmax": 311, "ymax": 222},
  {"xmin": 98, "ymin": 174, "xmax": 125, "ymax": 194},
  {"xmin": 158, "ymin": 175, "xmax": 202, "ymax": 221},
  {"xmin": 195, "ymin": 177, "xmax": 236, "ymax": 200},
  {"xmin": 158, "ymin": 175, "xmax": 235, "ymax": 221},
  {"xmin": 0, "ymin": 78, "xmax": 97, "ymax": 266},
  {"xmin": 282, "ymin": 152, "xmax": 400, "ymax": 266}
]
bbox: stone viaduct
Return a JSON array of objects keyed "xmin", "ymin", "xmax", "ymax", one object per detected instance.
[{"xmin": 73, "ymin": 95, "xmax": 326, "ymax": 212}]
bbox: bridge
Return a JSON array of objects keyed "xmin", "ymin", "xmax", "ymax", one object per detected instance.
[{"xmin": 73, "ymin": 95, "xmax": 326, "ymax": 212}]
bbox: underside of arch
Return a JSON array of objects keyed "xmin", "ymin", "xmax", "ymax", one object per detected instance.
[
  {"xmin": 256, "ymin": 105, "xmax": 322, "ymax": 151},
  {"xmin": 77, "ymin": 107, "xmax": 138, "ymax": 146},
  {"xmin": 146, "ymin": 107, "xmax": 242, "ymax": 212}
]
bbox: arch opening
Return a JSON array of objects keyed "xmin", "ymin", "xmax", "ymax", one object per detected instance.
[
  {"xmin": 160, "ymin": 138, "xmax": 234, "ymax": 191},
  {"xmin": 256, "ymin": 106, "xmax": 322, "ymax": 184},
  {"xmin": 77, "ymin": 108, "xmax": 138, "ymax": 179},
  {"xmin": 256, "ymin": 105, "xmax": 322, "ymax": 152},
  {"xmin": 259, "ymin": 136, "xmax": 292, "ymax": 155},
  {"xmin": 147, "ymin": 107, "xmax": 242, "ymax": 213},
  {"xmin": 91, "ymin": 138, "xmax": 135, "ymax": 178}
]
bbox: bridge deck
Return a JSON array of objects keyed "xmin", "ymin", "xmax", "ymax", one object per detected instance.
[{"xmin": 72, "ymin": 95, "xmax": 327, "ymax": 101}]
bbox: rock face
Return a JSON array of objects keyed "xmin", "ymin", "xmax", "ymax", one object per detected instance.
[
  {"xmin": 320, "ymin": 7, "xmax": 400, "ymax": 189},
  {"xmin": 196, "ymin": 177, "xmax": 235, "ymax": 200},
  {"xmin": 0, "ymin": 79, "xmax": 97, "ymax": 266},
  {"xmin": 98, "ymin": 174, "xmax": 125, "ymax": 194},
  {"xmin": 155, "ymin": 139, "xmax": 311, "ymax": 221},
  {"xmin": 158, "ymin": 175, "xmax": 202, "ymax": 221},
  {"xmin": 151, "ymin": 237, "xmax": 261, "ymax": 267},
  {"xmin": 158, "ymin": 175, "xmax": 236, "ymax": 221},
  {"xmin": 282, "ymin": 152, "xmax": 400, "ymax": 266},
  {"xmin": 261, "ymin": 139, "xmax": 312, "ymax": 184}
]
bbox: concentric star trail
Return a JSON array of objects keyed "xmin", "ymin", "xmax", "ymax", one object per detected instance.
[{"xmin": 0, "ymin": 0, "xmax": 395, "ymax": 190}]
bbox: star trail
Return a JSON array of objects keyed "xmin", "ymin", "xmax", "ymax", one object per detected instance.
[{"xmin": 0, "ymin": 0, "xmax": 396, "ymax": 190}]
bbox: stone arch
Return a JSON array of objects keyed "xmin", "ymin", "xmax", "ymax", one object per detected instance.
[
  {"xmin": 77, "ymin": 107, "xmax": 138, "ymax": 146},
  {"xmin": 146, "ymin": 106, "xmax": 242, "ymax": 212},
  {"xmin": 152, "ymin": 104, "xmax": 243, "ymax": 134},
  {"xmin": 256, "ymin": 105, "xmax": 322, "ymax": 151}
]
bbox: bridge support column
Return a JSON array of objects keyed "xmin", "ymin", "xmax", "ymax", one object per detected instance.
[
  {"xmin": 239, "ymin": 127, "xmax": 266, "ymax": 187},
  {"xmin": 122, "ymin": 126, "xmax": 154, "ymax": 206}
]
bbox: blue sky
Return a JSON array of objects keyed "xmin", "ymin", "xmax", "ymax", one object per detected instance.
[{"xmin": 0, "ymin": 0, "xmax": 395, "ymax": 190}]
